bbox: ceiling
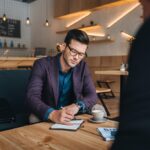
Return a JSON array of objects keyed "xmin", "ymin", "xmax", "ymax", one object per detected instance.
[{"xmin": 14, "ymin": 0, "xmax": 37, "ymax": 3}]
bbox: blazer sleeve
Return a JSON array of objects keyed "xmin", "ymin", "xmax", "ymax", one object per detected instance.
[
  {"xmin": 81, "ymin": 63, "xmax": 97, "ymax": 112},
  {"xmin": 26, "ymin": 59, "xmax": 51, "ymax": 120}
]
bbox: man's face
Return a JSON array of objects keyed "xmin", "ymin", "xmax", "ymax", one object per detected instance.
[{"xmin": 63, "ymin": 39, "xmax": 87, "ymax": 68}]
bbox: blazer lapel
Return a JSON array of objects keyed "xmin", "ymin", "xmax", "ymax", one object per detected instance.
[
  {"xmin": 47, "ymin": 56, "xmax": 59, "ymax": 106},
  {"xmin": 73, "ymin": 66, "xmax": 81, "ymax": 99}
]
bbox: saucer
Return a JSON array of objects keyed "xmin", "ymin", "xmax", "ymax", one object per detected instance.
[{"xmin": 89, "ymin": 117, "xmax": 107, "ymax": 123}]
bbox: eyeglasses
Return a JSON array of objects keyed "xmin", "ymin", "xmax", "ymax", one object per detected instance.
[{"xmin": 67, "ymin": 45, "xmax": 87, "ymax": 59}]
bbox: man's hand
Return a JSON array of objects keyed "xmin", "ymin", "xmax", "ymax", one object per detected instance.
[
  {"xmin": 56, "ymin": 43, "xmax": 65, "ymax": 52},
  {"xmin": 63, "ymin": 104, "xmax": 80, "ymax": 116},
  {"xmin": 49, "ymin": 108, "xmax": 74, "ymax": 125}
]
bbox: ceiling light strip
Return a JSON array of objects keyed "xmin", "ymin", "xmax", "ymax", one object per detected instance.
[
  {"xmin": 121, "ymin": 31, "xmax": 135, "ymax": 40},
  {"xmin": 66, "ymin": 12, "xmax": 91, "ymax": 28},
  {"xmin": 107, "ymin": 2, "xmax": 140, "ymax": 28}
]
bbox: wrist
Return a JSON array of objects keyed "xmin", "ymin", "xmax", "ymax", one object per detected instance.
[
  {"xmin": 75, "ymin": 102, "xmax": 81, "ymax": 110},
  {"xmin": 75, "ymin": 101, "xmax": 86, "ymax": 113},
  {"xmin": 49, "ymin": 110, "xmax": 57, "ymax": 121}
]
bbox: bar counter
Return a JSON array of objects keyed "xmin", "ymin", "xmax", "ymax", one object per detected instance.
[{"xmin": 0, "ymin": 57, "xmax": 38, "ymax": 69}]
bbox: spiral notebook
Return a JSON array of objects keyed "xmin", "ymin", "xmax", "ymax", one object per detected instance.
[{"xmin": 50, "ymin": 119, "xmax": 84, "ymax": 131}]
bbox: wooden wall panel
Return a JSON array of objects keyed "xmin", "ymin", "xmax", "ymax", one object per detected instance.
[
  {"xmin": 100, "ymin": 56, "xmax": 122, "ymax": 67},
  {"xmin": 85, "ymin": 57, "xmax": 100, "ymax": 67}
]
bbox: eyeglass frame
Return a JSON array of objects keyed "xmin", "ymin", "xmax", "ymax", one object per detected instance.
[{"xmin": 67, "ymin": 45, "xmax": 87, "ymax": 59}]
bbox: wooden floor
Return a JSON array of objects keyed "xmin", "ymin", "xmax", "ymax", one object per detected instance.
[{"xmin": 96, "ymin": 96, "xmax": 120, "ymax": 118}]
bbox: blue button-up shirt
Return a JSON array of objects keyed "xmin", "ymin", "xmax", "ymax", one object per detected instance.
[
  {"xmin": 44, "ymin": 55, "xmax": 85, "ymax": 120},
  {"xmin": 57, "ymin": 61, "xmax": 74, "ymax": 109}
]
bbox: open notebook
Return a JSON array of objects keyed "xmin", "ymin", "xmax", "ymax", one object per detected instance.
[{"xmin": 50, "ymin": 120, "xmax": 84, "ymax": 131}]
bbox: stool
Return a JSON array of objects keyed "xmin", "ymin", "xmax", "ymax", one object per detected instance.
[
  {"xmin": 96, "ymin": 87, "xmax": 111, "ymax": 116},
  {"xmin": 97, "ymin": 80, "xmax": 115, "ymax": 98}
]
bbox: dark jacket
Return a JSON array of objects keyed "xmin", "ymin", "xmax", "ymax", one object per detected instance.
[
  {"xmin": 26, "ymin": 54, "xmax": 97, "ymax": 120},
  {"xmin": 111, "ymin": 17, "xmax": 150, "ymax": 150}
]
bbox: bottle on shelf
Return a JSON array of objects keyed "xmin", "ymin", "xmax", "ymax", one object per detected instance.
[
  {"xmin": 10, "ymin": 40, "xmax": 14, "ymax": 48},
  {"xmin": 0, "ymin": 39, "xmax": 2, "ymax": 48},
  {"xmin": 3, "ymin": 39, "xmax": 7, "ymax": 48},
  {"xmin": 17, "ymin": 43, "xmax": 21, "ymax": 48}
]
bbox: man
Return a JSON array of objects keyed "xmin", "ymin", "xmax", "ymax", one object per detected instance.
[
  {"xmin": 26, "ymin": 29, "xmax": 97, "ymax": 125},
  {"xmin": 111, "ymin": 0, "xmax": 150, "ymax": 149}
]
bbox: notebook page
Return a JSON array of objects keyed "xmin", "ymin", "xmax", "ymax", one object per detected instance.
[{"xmin": 51, "ymin": 120, "xmax": 84, "ymax": 130}]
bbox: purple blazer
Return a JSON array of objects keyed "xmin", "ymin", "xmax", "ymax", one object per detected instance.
[{"xmin": 26, "ymin": 54, "xmax": 97, "ymax": 120}]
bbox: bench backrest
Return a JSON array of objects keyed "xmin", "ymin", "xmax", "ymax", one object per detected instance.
[{"xmin": 0, "ymin": 70, "xmax": 31, "ymax": 131}]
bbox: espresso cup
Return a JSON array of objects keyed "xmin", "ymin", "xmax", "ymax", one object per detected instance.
[
  {"xmin": 92, "ymin": 109, "xmax": 104, "ymax": 121},
  {"xmin": 120, "ymin": 64, "xmax": 126, "ymax": 71}
]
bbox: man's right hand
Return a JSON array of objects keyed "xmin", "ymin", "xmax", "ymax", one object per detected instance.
[{"xmin": 49, "ymin": 109, "xmax": 74, "ymax": 125}]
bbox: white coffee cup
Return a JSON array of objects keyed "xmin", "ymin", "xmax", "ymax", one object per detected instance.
[
  {"xmin": 92, "ymin": 109, "xmax": 104, "ymax": 121},
  {"xmin": 120, "ymin": 63, "xmax": 126, "ymax": 71}
]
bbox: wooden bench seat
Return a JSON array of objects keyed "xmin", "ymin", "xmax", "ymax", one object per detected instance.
[
  {"xmin": 97, "ymin": 80, "xmax": 115, "ymax": 98},
  {"xmin": 96, "ymin": 87, "xmax": 111, "ymax": 93}
]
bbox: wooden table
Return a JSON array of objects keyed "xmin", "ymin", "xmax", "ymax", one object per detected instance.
[
  {"xmin": 95, "ymin": 70, "xmax": 128, "ymax": 76},
  {"xmin": 0, "ymin": 114, "xmax": 118, "ymax": 150}
]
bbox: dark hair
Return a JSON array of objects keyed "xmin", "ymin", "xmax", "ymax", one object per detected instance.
[{"xmin": 64, "ymin": 29, "xmax": 89, "ymax": 46}]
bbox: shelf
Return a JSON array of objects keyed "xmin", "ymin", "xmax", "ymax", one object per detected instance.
[
  {"xmin": 56, "ymin": 24, "xmax": 105, "ymax": 37},
  {"xmin": 0, "ymin": 47, "xmax": 27, "ymax": 50},
  {"xmin": 80, "ymin": 25, "xmax": 101, "ymax": 31},
  {"xmin": 56, "ymin": 10, "xmax": 91, "ymax": 20},
  {"xmin": 0, "ymin": 57, "xmax": 37, "ymax": 61},
  {"xmin": 56, "ymin": 29, "xmax": 70, "ymax": 34},
  {"xmin": 56, "ymin": 24, "xmax": 98, "ymax": 34},
  {"xmin": 90, "ymin": 39, "xmax": 114, "ymax": 43}
]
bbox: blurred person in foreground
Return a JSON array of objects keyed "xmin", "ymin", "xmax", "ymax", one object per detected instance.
[
  {"xmin": 26, "ymin": 29, "xmax": 97, "ymax": 125},
  {"xmin": 111, "ymin": 0, "xmax": 150, "ymax": 149}
]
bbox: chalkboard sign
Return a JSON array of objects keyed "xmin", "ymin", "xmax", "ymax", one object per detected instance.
[{"xmin": 0, "ymin": 18, "xmax": 21, "ymax": 38}]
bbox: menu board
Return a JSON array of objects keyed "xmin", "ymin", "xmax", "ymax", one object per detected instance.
[{"xmin": 0, "ymin": 18, "xmax": 21, "ymax": 38}]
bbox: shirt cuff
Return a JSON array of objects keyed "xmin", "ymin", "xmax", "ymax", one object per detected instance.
[
  {"xmin": 76, "ymin": 100, "xmax": 86, "ymax": 113},
  {"xmin": 44, "ymin": 108, "xmax": 55, "ymax": 121}
]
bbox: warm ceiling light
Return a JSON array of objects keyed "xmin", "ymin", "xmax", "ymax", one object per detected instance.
[
  {"xmin": 80, "ymin": 25, "xmax": 105, "ymax": 37},
  {"xmin": 86, "ymin": 33, "xmax": 105, "ymax": 37},
  {"xmin": 92, "ymin": 0, "xmax": 138, "ymax": 11},
  {"xmin": 3, "ymin": 0, "xmax": 7, "ymax": 22},
  {"xmin": 2, "ymin": 14, "xmax": 7, "ymax": 22},
  {"xmin": 107, "ymin": 2, "xmax": 140, "ymax": 28},
  {"xmin": 121, "ymin": 31, "xmax": 135, "ymax": 41},
  {"xmin": 66, "ymin": 11, "xmax": 91, "ymax": 28},
  {"xmin": 26, "ymin": 1, "xmax": 31, "ymax": 25},
  {"xmin": 26, "ymin": 17, "xmax": 30, "ymax": 25},
  {"xmin": 45, "ymin": 19, "xmax": 49, "ymax": 27},
  {"xmin": 58, "ymin": 11, "xmax": 91, "ymax": 19},
  {"xmin": 45, "ymin": 0, "xmax": 50, "ymax": 27}
]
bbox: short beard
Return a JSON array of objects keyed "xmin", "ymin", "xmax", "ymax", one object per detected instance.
[{"xmin": 62, "ymin": 51, "xmax": 72, "ymax": 68}]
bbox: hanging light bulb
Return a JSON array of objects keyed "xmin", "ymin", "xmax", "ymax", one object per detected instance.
[
  {"xmin": 25, "ymin": 0, "xmax": 31, "ymax": 25},
  {"xmin": 45, "ymin": 19, "xmax": 49, "ymax": 27},
  {"xmin": 3, "ymin": 0, "xmax": 7, "ymax": 22},
  {"xmin": 44, "ymin": 0, "xmax": 50, "ymax": 27},
  {"xmin": 2, "ymin": 13, "xmax": 7, "ymax": 22},
  {"xmin": 26, "ymin": 17, "xmax": 30, "ymax": 25}
]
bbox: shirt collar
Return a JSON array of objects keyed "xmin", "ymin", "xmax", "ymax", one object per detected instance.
[{"xmin": 58, "ymin": 53, "xmax": 72, "ymax": 74}]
